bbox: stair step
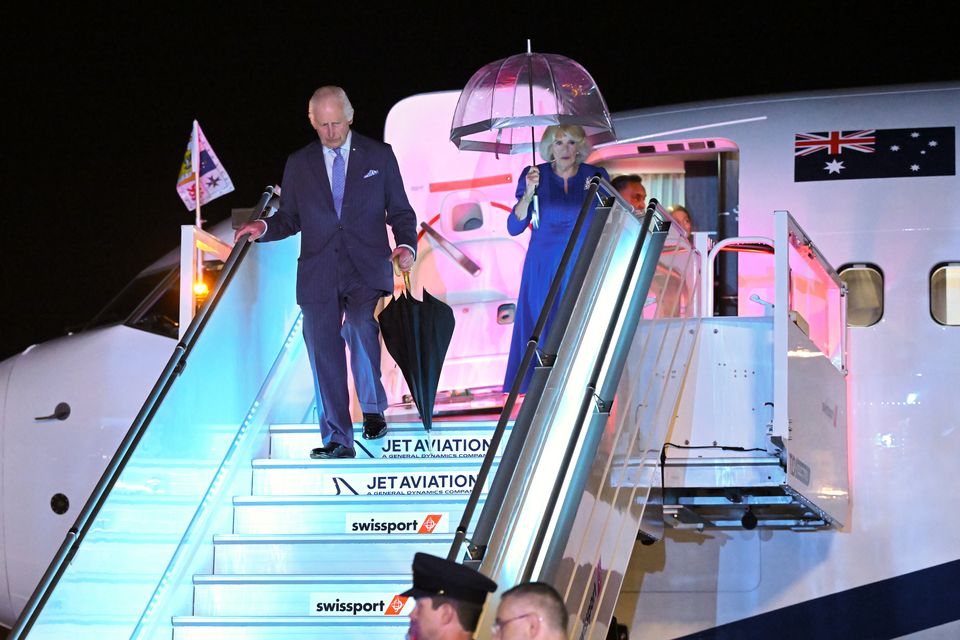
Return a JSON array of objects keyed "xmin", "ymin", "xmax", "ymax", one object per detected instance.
[
  {"xmin": 97, "ymin": 495, "xmax": 202, "ymax": 535},
  {"xmin": 193, "ymin": 574, "xmax": 413, "ymax": 617},
  {"xmin": 252, "ymin": 457, "xmax": 491, "ymax": 496},
  {"xmin": 269, "ymin": 420, "xmax": 504, "ymax": 460},
  {"xmin": 233, "ymin": 494, "xmax": 482, "ymax": 534},
  {"xmin": 62, "ymin": 533, "xmax": 181, "ymax": 575},
  {"xmin": 117, "ymin": 459, "xmax": 224, "ymax": 496},
  {"xmin": 212, "ymin": 533, "xmax": 455, "ymax": 574},
  {"xmin": 26, "ymin": 574, "xmax": 154, "ymax": 637},
  {"xmin": 17, "ymin": 619, "xmax": 139, "ymax": 640},
  {"xmin": 172, "ymin": 616, "xmax": 408, "ymax": 640}
]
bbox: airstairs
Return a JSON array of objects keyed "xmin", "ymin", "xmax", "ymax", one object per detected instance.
[
  {"xmin": 11, "ymin": 185, "xmax": 849, "ymax": 640},
  {"xmin": 171, "ymin": 420, "xmax": 502, "ymax": 639}
]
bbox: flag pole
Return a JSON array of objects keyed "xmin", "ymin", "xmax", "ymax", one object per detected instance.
[
  {"xmin": 192, "ymin": 119, "xmax": 203, "ymax": 299},
  {"xmin": 193, "ymin": 119, "xmax": 201, "ymax": 230}
]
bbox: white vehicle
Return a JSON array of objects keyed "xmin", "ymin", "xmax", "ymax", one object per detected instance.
[{"xmin": 1, "ymin": 81, "xmax": 957, "ymax": 638}]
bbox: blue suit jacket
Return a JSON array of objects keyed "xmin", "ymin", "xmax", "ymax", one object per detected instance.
[{"xmin": 260, "ymin": 132, "xmax": 418, "ymax": 302}]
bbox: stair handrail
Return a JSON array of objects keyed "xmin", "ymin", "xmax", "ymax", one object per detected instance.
[
  {"xmin": 448, "ymin": 177, "xmax": 639, "ymax": 564},
  {"xmin": 524, "ymin": 201, "xmax": 665, "ymax": 580},
  {"xmin": 8, "ymin": 186, "xmax": 279, "ymax": 640}
]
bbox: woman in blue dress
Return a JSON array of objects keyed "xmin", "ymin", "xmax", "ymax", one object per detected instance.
[{"xmin": 502, "ymin": 125, "xmax": 610, "ymax": 394}]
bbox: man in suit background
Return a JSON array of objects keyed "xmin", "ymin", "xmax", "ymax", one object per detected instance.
[{"xmin": 235, "ymin": 86, "xmax": 417, "ymax": 459}]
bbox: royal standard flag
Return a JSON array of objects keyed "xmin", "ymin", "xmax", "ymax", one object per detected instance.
[{"xmin": 176, "ymin": 120, "xmax": 235, "ymax": 209}]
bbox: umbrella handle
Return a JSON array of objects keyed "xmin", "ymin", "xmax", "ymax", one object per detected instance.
[{"xmin": 393, "ymin": 257, "xmax": 412, "ymax": 293}]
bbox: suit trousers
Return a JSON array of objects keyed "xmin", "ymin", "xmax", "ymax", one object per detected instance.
[{"xmin": 300, "ymin": 251, "xmax": 389, "ymax": 448}]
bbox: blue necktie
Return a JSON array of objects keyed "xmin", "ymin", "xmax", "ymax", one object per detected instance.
[{"xmin": 332, "ymin": 146, "xmax": 345, "ymax": 218}]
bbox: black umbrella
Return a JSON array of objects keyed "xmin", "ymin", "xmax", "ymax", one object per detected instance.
[{"xmin": 378, "ymin": 270, "xmax": 455, "ymax": 433}]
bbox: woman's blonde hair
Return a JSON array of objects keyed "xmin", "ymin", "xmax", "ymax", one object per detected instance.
[{"xmin": 539, "ymin": 125, "xmax": 592, "ymax": 162}]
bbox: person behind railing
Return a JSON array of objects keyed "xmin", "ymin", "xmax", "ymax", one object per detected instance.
[
  {"xmin": 611, "ymin": 173, "xmax": 647, "ymax": 211},
  {"xmin": 503, "ymin": 125, "xmax": 610, "ymax": 394},
  {"xmin": 402, "ymin": 552, "xmax": 498, "ymax": 640},
  {"xmin": 490, "ymin": 582, "xmax": 568, "ymax": 639},
  {"xmin": 668, "ymin": 203, "xmax": 694, "ymax": 236},
  {"xmin": 647, "ymin": 204, "xmax": 697, "ymax": 318},
  {"xmin": 234, "ymin": 85, "xmax": 417, "ymax": 459}
]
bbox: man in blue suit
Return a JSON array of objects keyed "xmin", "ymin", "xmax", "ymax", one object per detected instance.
[{"xmin": 236, "ymin": 86, "xmax": 417, "ymax": 459}]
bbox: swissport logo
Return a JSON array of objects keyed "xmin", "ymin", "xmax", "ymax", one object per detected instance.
[
  {"xmin": 311, "ymin": 592, "xmax": 413, "ymax": 616},
  {"xmin": 419, "ymin": 514, "xmax": 442, "ymax": 533},
  {"xmin": 345, "ymin": 512, "xmax": 449, "ymax": 534},
  {"xmin": 386, "ymin": 595, "xmax": 409, "ymax": 615}
]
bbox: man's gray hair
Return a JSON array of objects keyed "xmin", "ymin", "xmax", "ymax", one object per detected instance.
[{"xmin": 308, "ymin": 86, "xmax": 354, "ymax": 127}]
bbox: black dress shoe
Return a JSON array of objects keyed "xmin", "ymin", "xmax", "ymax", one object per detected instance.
[
  {"xmin": 309, "ymin": 443, "xmax": 339, "ymax": 458},
  {"xmin": 362, "ymin": 412, "xmax": 388, "ymax": 440},
  {"xmin": 314, "ymin": 444, "xmax": 356, "ymax": 459}
]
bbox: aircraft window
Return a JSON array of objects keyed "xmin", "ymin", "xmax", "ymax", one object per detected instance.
[
  {"xmin": 838, "ymin": 264, "xmax": 883, "ymax": 327},
  {"xmin": 127, "ymin": 262, "xmax": 225, "ymax": 338},
  {"xmin": 930, "ymin": 263, "xmax": 960, "ymax": 326},
  {"xmin": 451, "ymin": 202, "xmax": 483, "ymax": 231},
  {"xmin": 128, "ymin": 272, "xmax": 182, "ymax": 338},
  {"xmin": 84, "ymin": 261, "xmax": 225, "ymax": 339},
  {"xmin": 84, "ymin": 268, "xmax": 177, "ymax": 332}
]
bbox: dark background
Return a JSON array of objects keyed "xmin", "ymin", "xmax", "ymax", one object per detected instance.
[{"xmin": 3, "ymin": 4, "xmax": 957, "ymax": 360}]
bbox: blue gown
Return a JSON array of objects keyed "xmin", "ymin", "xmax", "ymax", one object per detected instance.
[{"xmin": 502, "ymin": 162, "xmax": 610, "ymax": 393}]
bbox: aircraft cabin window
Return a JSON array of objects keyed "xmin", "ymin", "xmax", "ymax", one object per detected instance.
[
  {"xmin": 930, "ymin": 263, "xmax": 960, "ymax": 326},
  {"xmin": 838, "ymin": 264, "xmax": 883, "ymax": 327},
  {"xmin": 450, "ymin": 202, "xmax": 483, "ymax": 232}
]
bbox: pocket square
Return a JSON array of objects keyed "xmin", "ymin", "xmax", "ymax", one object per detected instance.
[{"xmin": 363, "ymin": 169, "xmax": 379, "ymax": 179}]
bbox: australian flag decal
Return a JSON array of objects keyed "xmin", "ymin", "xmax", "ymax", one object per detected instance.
[{"xmin": 794, "ymin": 127, "xmax": 955, "ymax": 182}]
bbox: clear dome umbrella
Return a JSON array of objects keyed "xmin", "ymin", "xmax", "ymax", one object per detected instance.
[
  {"xmin": 450, "ymin": 43, "xmax": 616, "ymax": 225},
  {"xmin": 450, "ymin": 45, "xmax": 615, "ymax": 159}
]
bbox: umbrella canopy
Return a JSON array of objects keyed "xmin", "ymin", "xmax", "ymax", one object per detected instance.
[
  {"xmin": 378, "ymin": 275, "xmax": 456, "ymax": 433},
  {"xmin": 449, "ymin": 50, "xmax": 616, "ymax": 158}
]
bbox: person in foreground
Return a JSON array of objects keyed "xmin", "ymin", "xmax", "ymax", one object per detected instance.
[
  {"xmin": 502, "ymin": 125, "xmax": 610, "ymax": 394},
  {"xmin": 235, "ymin": 86, "xmax": 416, "ymax": 459},
  {"xmin": 403, "ymin": 552, "xmax": 498, "ymax": 640},
  {"xmin": 491, "ymin": 581, "xmax": 568, "ymax": 639}
]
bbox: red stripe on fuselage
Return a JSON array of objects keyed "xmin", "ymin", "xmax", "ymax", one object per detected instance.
[{"xmin": 429, "ymin": 174, "xmax": 513, "ymax": 192}]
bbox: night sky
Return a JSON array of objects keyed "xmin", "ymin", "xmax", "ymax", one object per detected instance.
[{"xmin": 3, "ymin": 4, "xmax": 957, "ymax": 361}]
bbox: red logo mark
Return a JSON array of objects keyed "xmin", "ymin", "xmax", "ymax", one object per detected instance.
[
  {"xmin": 418, "ymin": 514, "xmax": 443, "ymax": 534},
  {"xmin": 386, "ymin": 595, "xmax": 409, "ymax": 615}
]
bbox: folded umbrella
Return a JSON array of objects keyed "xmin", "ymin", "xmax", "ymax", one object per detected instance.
[{"xmin": 378, "ymin": 268, "xmax": 455, "ymax": 433}]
